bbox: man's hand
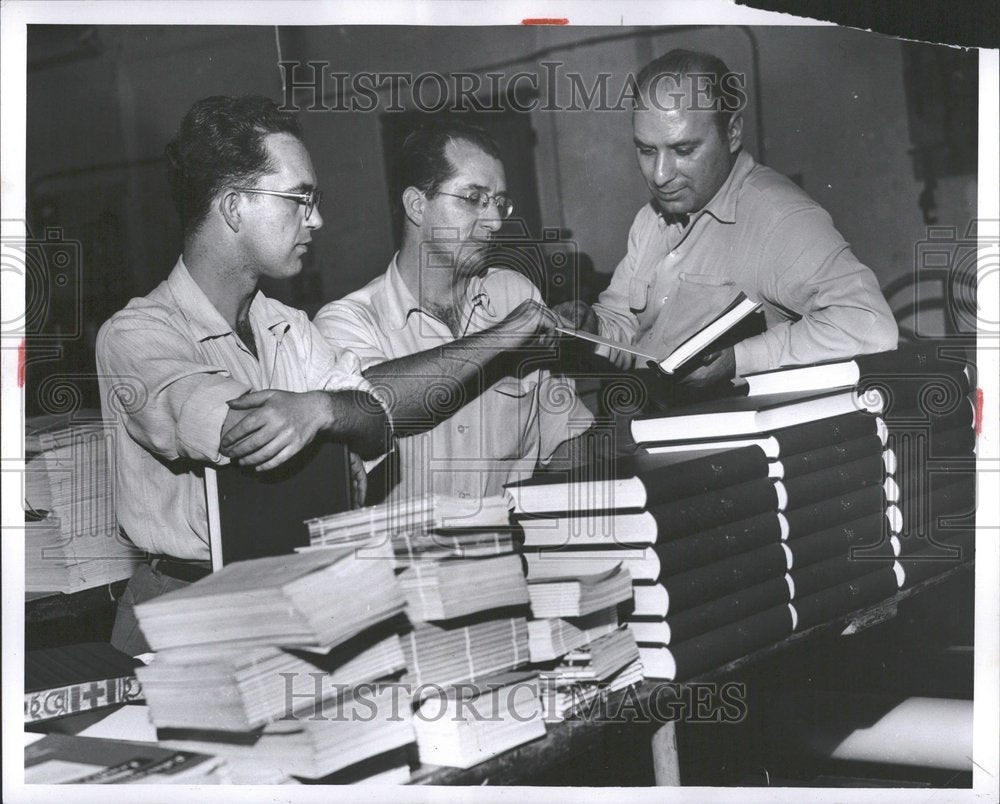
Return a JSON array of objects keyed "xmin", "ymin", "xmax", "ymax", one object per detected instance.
[
  {"xmin": 220, "ymin": 390, "xmax": 333, "ymax": 471},
  {"xmin": 676, "ymin": 346, "xmax": 736, "ymax": 388},
  {"xmin": 552, "ymin": 300, "xmax": 599, "ymax": 335},
  {"xmin": 490, "ymin": 299, "xmax": 563, "ymax": 349}
]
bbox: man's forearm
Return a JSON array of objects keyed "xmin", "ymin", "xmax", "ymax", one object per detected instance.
[
  {"xmin": 361, "ymin": 330, "xmax": 543, "ymax": 435},
  {"xmin": 324, "ymin": 390, "xmax": 392, "ymax": 459}
]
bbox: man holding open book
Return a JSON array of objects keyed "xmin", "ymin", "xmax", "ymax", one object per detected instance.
[{"xmin": 556, "ymin": 48, "xmax": 897, "ymax": 388}]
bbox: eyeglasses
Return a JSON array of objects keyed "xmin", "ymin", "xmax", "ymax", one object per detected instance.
[
  {"xmin": 436, "ymin": 190, "xmax": 514, "ymax": 220},
  {"xmin": 233, "ymin": 187, "xmax": 323, "ymax": 220}
]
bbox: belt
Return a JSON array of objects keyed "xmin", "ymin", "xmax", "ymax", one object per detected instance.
[{"xmin": 149, "ymin": 556, "xmax": 213, "ymax": 583}]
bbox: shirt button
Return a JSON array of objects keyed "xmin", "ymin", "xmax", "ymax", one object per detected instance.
[
  {"xmin": 459, "ymin": 492, "xmax": 470, "ymax": 499},
  {"xmin": 661, "ymin": 296, "xmax": 670, "ymax": 304},
  {"xmin": 457, "ymin": 425, "xmax": 468, "ymax": 433}
]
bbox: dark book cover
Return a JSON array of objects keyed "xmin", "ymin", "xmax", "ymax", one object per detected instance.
[
  {"xmin": 653, "ymin": 510, "xmax": 783, "ymax": 574},
  {"xmin": 789, "ymin": 542, "xmax": 896, "ymax": 599},
  {"xmin": 213, "ymin": 440, "xmax": 352, "ymax": 565},
  {"xmin": 782, "ymin": 453, "xmax": 887, "ymax": 510},
  {"xmin": 786, "ymin": 513, "xmax": 889, "ymax": 569},
  {"xmin": 860, "ymin": 370, "xmax": 971, "ymax": 419},
  {"xmin": 791, "ymin": 566, "xmax": 900, "ymax": 631},
  {"xmin": 25, "ymin": 643, "xmax": 143, "ymax": 723},
  {"xmin": 662, "ymin": 575, "xmax": 791, "ymax": 645},
  {"xmin": 770, "ymin": 410, "xmax": 882, "ymax": 456},
  {"xmin": 854, "ymin": 344, "xmax": 972, "ymax": 377},
  {"xmin": 783, "ymin": 485, "xmax": 889, "ymax": 537},
  {"xmin": 883, "ymin": 395, "xmax": 975, "ymax": 430},
  {"xmin": 668, "ymin": 604, "xmax": 795, "ymax": 681},
  {"xmin": 779, "ymin": 434, "xmax": 885, "ymax": 479},
  {"xmin": 508, "ymin": 444, "xmax": 770, "ymax": 507},
  {"xmin": 646, "ymin": 476, "xmax": 779, "ymax": 541},
  {"xmin": 660, "ymin": 542, "xmax": 789, "ymax": 614}
]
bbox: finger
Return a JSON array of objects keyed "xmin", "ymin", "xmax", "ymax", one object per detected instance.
[
  {"xmin": 226, "ymin": 426, "xmax": 284, "ymax": 460},
  {"xmin": 254, "ymin": 443, "xmax": 299, "ymax": 472},
  {"xmin": 226, "ymin": 389, "xmax": 276, "ymax": 410},
  {"xmin": 220, "ymin": 413, "xmax": 267, "ymax": 450},
  {"xmin": 237, "ymin": 435, "xmax": 290, "ymax": 468}
]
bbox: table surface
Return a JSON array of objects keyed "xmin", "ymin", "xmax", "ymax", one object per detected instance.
[{"xmin": 408, "ymin": 560, "xmax": 973, "ymax": 786}]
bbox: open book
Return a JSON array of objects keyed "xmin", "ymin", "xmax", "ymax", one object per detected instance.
[{"xmin": 557, "ymin": 293, "xmax": 762, "ymax": 374}]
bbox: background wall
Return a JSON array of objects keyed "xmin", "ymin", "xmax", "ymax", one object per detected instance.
[{"xmin": 24, "ymin": 24, "xmax": 978, "ymax": 412}]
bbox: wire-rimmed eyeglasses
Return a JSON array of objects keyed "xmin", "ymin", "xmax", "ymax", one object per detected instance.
[
  {"xmin": 436, "ymin": 190, "xmax": 514, "ymax": 220},
  {"xmin": 234, "ymin": 187, "xmax": 323, "ymax": 220}
]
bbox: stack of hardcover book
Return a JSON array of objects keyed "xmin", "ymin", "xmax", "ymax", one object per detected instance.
[
  {"xmin": 134, "ymin": 547, "xmax": 414, "ymax": 783},
  {"xmin": 24, "ymin": 412, "xmax": 143, "ymax": 593},
  {"xmin": 632, "ymin": 345, "xmax": 977, "ymax": 679}
]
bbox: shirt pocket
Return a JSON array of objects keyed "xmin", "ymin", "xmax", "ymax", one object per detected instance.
[
  {"xmin": 628, "ymin": 277, "xmax": 651, "ymax": 312},
  {"xmin": 677, "ymin": 272, "xmax": 735, "ymax": 288}
]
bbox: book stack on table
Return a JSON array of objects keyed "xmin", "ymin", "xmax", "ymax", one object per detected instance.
[
  {"xmin": 24, "ymin": 412, "xmax": 143, "ymax": 594},
  {"xmin": 305, "ymin": 495, "xmax": 545, "ymax": 769},
  {"xmin": 628, "ymin": 344, "xmax": 977, "ymax": 679},
  {"xmin": 133, "ymin": 547, "xmax": 414, "ymax": 784}
]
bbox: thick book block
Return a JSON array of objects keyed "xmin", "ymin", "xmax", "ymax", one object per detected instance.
[
  {"xmin": 784, "ymin": 485, "xmax": 889, "ymax": 538},
  {"xmin": 786, "ymin": 513, "xmax": 893, "ymax": 570},
  {"xmin": 645, "ymin": 476, "xmax": 780, "ymax": 541},
  {"xmin": 652, "ymin": 511, "xmax": 785, "ymax": 574},
  {"xmin": 886, "ymin": 425, "xmax": 976, "ymax": 462},
  {"xmin": 789, "ymin": 543, "xmax": 896, "ymax": 600},
  {"xmin": 883, "ymin": 396, "xmax": 975, "ymax": 430},
  {"xmin": 643, "ymin": 604, "xmax": 795, "ymax": 680},
  {"xmin": 658, "ymin": 543, "xmax": 789, "ymax": 615},
  {"xmin": 507, "ymin": 445, "xmax": 770, "ymax": 515},
  {"xmin": 769, "ymin": 411, "xmax": 883, "ymax": 456},
  {"xmin": 778, "ymin": 435, "xmax": 885, "ymax": 479},
  {"xmin": 25, "ymin": 643, "xmax": 143, "ymax": 724},
  {"xmin": 782, "ymin": 453, "xmax": 887, "ymax": 510},
  {"xmin": 791, "ymin": 566, "xmax": 901, "ymax": 631},
  {"xmin": 631, "ymin": 389, "xmax": 879, "ymax": 444},
  {"xmin": 633, "ymin": 575, "xmax": 792, "ymax": 646}
]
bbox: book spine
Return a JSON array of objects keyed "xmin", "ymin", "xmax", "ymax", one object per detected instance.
[
  {"xmin": 854, "ymin": 345, "xmax": 971, "ymax": 376},
  {"xmin": 24, "ymin": 676, "xmax": 143, "ymax": 723},
  {"xmin": 783, "ymin": 485, "xmax": 887, "ymax": 537},
  {"xmin": 778, "ymin": 435, "xmax": 884, "ymax": 479},
  {"xmin": 652, "ymin": 511, "xmax": 784, "ymax": 574},
  {"xmin": 659, "ymin": 543, "xmax": 789, "ymax": 614},
  {"xmin": 789, "ymin": 542, "xmax": 896, "ymax": 599},
  {"xmin": 642, "ymin": 445, "xmax": 770, "ymax": 501},
  {"xmin": 667, "ymin": 604, "xmax": 795, "ymax": 681},
  {"xmin": 771, "ymin": 411, "xmax": 881, "ymax": 456},
  {"xmin": 786, "ymin": 513, "xmax": 891, "ymax": 568},
  {"xmin": 648, "ymin": 477, "xmax": 779, "ymax": 540},
  {"xmin": 790, "ymin": 566, "xmax": 900, "ymax": 631},
  {"xmin": 887, "ymin": 425, "xmax": 976, "ymax": 461},
  {"xmin": 782, "ymin": 453, "xmax": 886, "ymax": 510},
  {"xmin": 896, "ymin": 531, "xmax": 975, "ymax": 588},
  {"xmin": 661, "ymin": 576, "xmax": 792, "ymax": 645}
]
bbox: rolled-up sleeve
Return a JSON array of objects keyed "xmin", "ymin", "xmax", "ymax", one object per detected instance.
[
  {"xmin": 734, "ymin": 207, "xmax": 898, "ymax": 375},
  {"xmin": 314, "ymin": 301, "xmax": 391, "ymax": 371},
  {"xmin": 96, "ymin": 311, "xmax": 249, "ymax": 463}
]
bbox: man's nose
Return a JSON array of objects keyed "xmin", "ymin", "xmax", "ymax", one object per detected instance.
[
  {"xmin": 653, "ymin": 152, "xmax": 678, "ymax": 186},
  {"xmin": 306, "ymin": 206, "xmax": 324, "ymax": 231},
  {"xmin": 479, "ymin": 204, "xmax": 503, "ymax": 233}
]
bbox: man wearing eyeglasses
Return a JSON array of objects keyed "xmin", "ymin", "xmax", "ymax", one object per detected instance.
[
  {"xmin": 96, "ymin": 95, "xmax": 389, "ymax": 654},
  {"xmin": 314, "ymin": 121, "xmax": 593, "ymax": 502}
]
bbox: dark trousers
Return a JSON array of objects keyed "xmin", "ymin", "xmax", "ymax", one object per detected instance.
[{"xmin": 110, "ymin": 563, "xmax": 192, "ymax": 656}]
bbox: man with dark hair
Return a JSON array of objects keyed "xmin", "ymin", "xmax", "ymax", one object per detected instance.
[
  {"xmin": 557, "ymin": 48, "xmax": 897, "ymax": 387},
  {"xmin": 315, "ymin": 120, "xmax": 593, "ymax": 501},
  {"xmin": 97, "ymin": 95, "xmax": 389, "ymax": 654}
]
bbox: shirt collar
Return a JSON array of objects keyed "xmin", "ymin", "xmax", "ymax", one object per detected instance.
[
  {"xmin": 655, "ymin": 149, "xmax": 756, "ymax": 229},
  {"xmin": 166, "ymin": 256, "xmax": 290, "ymax": 342},
  {"xmin": 382, "ymin": 254, "xmax": 425, "ymax": 331}
]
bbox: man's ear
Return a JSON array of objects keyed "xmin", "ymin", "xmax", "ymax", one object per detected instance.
[
  {"xmin": 402, "ymin": 186, "xmax": 424, "ymax": 228},
  {"xmin": 220, "ymin": 190, "xmax": 242, "ymax": 233},
  {"xmin": 727, "ymin": 113, "xmax": 744, "ymax": 154}
]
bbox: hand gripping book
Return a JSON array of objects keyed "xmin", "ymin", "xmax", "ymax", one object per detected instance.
[{"xmin": 557, "ymin": 293, "xmax": 762, "ymax": 374}]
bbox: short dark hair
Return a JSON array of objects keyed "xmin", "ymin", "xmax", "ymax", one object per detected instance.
[
  {"xmin": 165, "ymin": 95, "xmax": 303, "ymax": 237},
  {"xmin": 393, "ymin": 119, "xmax": 502, "ymax": 215},
  {"xmin": 635, "ymin": 49, "xmax": 738, "ymax": 134}
]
